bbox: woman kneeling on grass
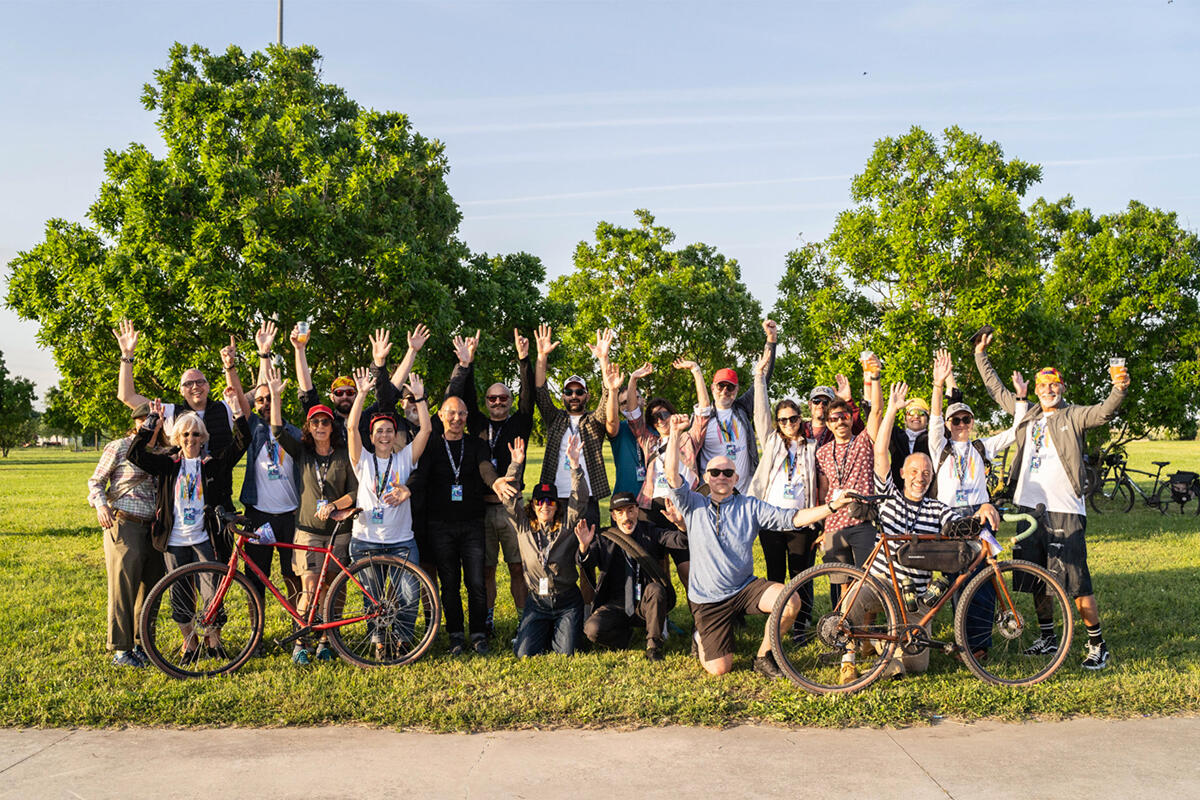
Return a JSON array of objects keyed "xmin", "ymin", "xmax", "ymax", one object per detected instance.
[
  {"xmin": 345, "ymin": 366, "xmax": 431, "ymax": 659},
  {"xmin": 496, "ymin": 436, "xmax": 588, "ymax": 657},
  {"xmin": 127, "ymin": 398, "xmax": 250, "ymax": 663},
  {"xmin": 267, "ymin": 366, "xmax": 358, "ymax": 665}
]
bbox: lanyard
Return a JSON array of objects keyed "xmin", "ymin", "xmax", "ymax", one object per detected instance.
[
  {"xmin": 487, "ymin": 418, "xmax": 508, "ymax": 456},
  {"xmin": 899, "ymin": 495, "xmax": 925, "ymax": 537},
  {"xmin": 443, "ymin": 437, "xmax": 465, "ymax": 483},
  {"xmin": 373, "ymin": 452, "xmax": 395, "ymax": 498},
  {"xmin": 314, "ymin": 454, "xmax": 331, "ymax": 496},
  {"xmin": 831, "ymin": 435, "xmax": 855, "ymax": 485},
  {"xmin": 784, "ymin": 443, "xmax": 800, "ymax": 482},
  {"xmin": 706, "ymin": 500, "xmax": 724, "ymax": 539},
  {"xmin": 265, "ymin": 436, "xmax": 280, "ymax": 467},
  {"xmin": 533, "ymin": 521, "xmax": 557, "ymax": 570},
  {"xmin": 181, "ymin": 460, "xmax": 200, "ymax": 501},
  {"xmin": 952, "ymin": 443, "xmax": 971, "ymax": 485}
]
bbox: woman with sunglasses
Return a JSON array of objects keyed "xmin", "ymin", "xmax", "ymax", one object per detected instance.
[{"xmin": 268, "ymin": 366, "xmax": 359, "ymax": 665}]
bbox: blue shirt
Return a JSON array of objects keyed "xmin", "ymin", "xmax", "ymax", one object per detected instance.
[
  {"xmin": 609, "ymin": 419, "xmax": 645, "ymax": 495},
  {"xmin": 668, "ymin": 483, "xmax": 797, "ymax": 604}
]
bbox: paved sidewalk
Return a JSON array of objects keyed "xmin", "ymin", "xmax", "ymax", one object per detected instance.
[{"xmin": 2, "ymin": 717, "xmax": 1197, "ymax": 799}]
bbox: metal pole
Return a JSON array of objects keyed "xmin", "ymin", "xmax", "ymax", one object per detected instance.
[{"xmin": 277, "ymin": 0, "xmax": 283, "ymax": 45}]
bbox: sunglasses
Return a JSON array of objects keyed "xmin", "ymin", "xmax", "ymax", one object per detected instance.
[
  {"xmin": 179, "ymin": 431, "xmax": 204, "ymax": 439},
  {"xmin": 332, "ymin": 388, "xmax": 357, "ymax": 398},
  {"xmin": 776, "ymin": 415, "xmax": 801, "ymax": 425},
  {"xmin": 309, "ymin": 417, "xmax": 333, "ymax": 428},
  {"xmin": 532, "ymin": 497, "xmax": 556, "ymax": 506},
  {"xmin": 707, "ymin": 467, "xmax": 735, "ymax": 478},
  {"xmin": 652, "ymin": 410, "xmax": 672, "ymax": 422},
  {"xmin": 950, "ymin": 416, "xmax": 973, "ymax": 425},
  {"xmin": 905, "ymin": 410, "xmax": 929, "ymax": 418},
  {"xmin": 486, "ymin": 395, "xmax": 510, "ymax": 403},
  {"xmin": 563, "ymin": 388, "xmax": 587, "ymax": 397},
  {"xmin": 714, "ymin": 382, "xmax": 736, "ymax": 392},
  {"xmin": 181, "ymin": 379, "xmax": 207, "ymax": 390},
  {"xmin": 828, "ymin": 413, "xmax": 851, "ymax": 423},
  {"xmin": 810, "ymin": 397, "xmax": 830, "ymax": 406}
]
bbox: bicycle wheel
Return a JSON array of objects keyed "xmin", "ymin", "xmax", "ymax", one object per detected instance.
[
  {"xmin": 140, "ymin": 563, "xmax": 263, "ymax": 679},
  {"xmin": 954, "ymin": 559, "xmax": 1073, "ymax": 687},
  {"xmin": 768, "ymin": 564, "xmax": 900, "ymax": 694},
  {"xmin": 323, "ymin": 555, "xmax": 440, "ymax": 667},
  {"xmin": 1089, "ymin": 476, "xmax": 1133, "ymax": 514}
]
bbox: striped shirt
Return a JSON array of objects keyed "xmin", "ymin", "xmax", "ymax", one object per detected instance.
[
  {"xmin": 868, "ymin": 473, "xmax": 961, "ymax": 592},
  {"xmin": 87, "ymin": 436, "xmax": 156, "ymax": 520}
]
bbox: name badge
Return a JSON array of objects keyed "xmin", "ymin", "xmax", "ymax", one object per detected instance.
[
  {"xmin": 315, "ymin": 499, "xmax": 328, "ymax": 513},
  {"xmin": 491, "ymin": 457, "xmax": 498, "ymax": 468},
  {"xmin": 267, "ymin": 463, "xmax": 282, "ymax": 481},
  {"xmin": 538, "ymin": 576, "xmax": 550, "ymax": 596},
  {"xmin": 370, "ymin": 506, "xmax": 385, "ymax": 524},
  {"xmin": 450, "ymin": 484, "xmax": 464, "ymax": 502},
  {"xmin": 783, "ymin": 483, "xmax": 797, "ymax": 500},
  {"xmin": 635, "ymin": 465, "xmax": 646, "ymax": 482},
  {"xmin": 182, "ymin": 507, "xmax": 198, "ymax": 525},
  {"xmin": 633, "ymin": 582, "xmax": 643, "ymax": 602},
  {"xmin": 954, "ymin": 488, "xmax": 969, "ymax": 506},
  {"xmin": 562, "ymin": 452, "xmax": 572, "ymax": 470},
  {"xmin": 725, "ymin": 442, "xmax": 738, "ymax": 458},
  {"xmin": 655, "ymin": 472, "xmax": 669, "ymax": 490},
  {"xmin": 1029, "ymin": 456, "xmax": 1042, "ymax": 473}
]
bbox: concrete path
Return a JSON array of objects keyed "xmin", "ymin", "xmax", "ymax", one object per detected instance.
[{"xmin": 2, "ymin": 717, "xmax": 1197, "ymax": 799}]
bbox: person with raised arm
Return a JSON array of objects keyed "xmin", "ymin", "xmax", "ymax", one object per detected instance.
[
  {"xmin": 801, "ymin": 374, "xmax": 864, "ymax": 448},
  {"xmin": 345, "ymin": 365, "xmax": 431, "ymax": 659},
  {"xmin": 974, "ymin": 330, "xmax": 1129, "ymax": 670},
  {"xmin": 664, "ymin": 413, "xmax": 851, "ymax": 678},
  {"xmin": 267, "ymin": 365, "xmax": 358, "ymax": 665},
  {"xmin": 608, "ymin": 361, "xmax": 654, "ymax": 498}
]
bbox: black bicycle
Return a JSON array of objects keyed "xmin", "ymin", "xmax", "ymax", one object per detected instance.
[{"xmin": 1089, "ymin": 444, "xmax": 1173, "ymax": 515}]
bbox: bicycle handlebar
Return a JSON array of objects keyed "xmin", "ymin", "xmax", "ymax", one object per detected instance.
[
  {"xmin": 213, "ymin": 506, "xmax": 259, "ymax": 540},
  {"xmin": 997, "ymin": 502, "xmax": 1044, "ymax": 543}
]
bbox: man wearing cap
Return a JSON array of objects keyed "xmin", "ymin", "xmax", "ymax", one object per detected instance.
[
  {"xmin": 87, "ymin": 402, "xmax": 166, "ymax": 667},
  {"xmin": 975, "ymin": 332, "xmax": 1130, "ymax": 670},
  {"xmin": 577, "ymin": 492, "xmax": 684, "ymax": 661},
  {"xmin": 802, "ymin": 374, "xmax": 864, "ymax": 448},
  {"xmin": 692, "ymin": 320, "xmax": 778, "ymax": 495},
  {"xmin": 889, "ymin": 395, "xmax": 931, "ymax": 491}
]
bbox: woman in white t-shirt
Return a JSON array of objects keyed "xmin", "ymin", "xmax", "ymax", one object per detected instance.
[{"xmin": 346, "ymin": 367, "xmax": 432, "ymax": 657}]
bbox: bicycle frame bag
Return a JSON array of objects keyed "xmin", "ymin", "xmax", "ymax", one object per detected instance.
[
  {"xmin": 1169, "ymin": 471, "xmax": 1199, "ymax": 504},
  {"xmin": 895, "ymin": 538, "xmax": 979, "ymax": 573}
]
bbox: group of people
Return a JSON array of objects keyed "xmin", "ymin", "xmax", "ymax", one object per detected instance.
[{"xmin": 88, "ymin": 316, "xmax": 1129, "ymax": 679}]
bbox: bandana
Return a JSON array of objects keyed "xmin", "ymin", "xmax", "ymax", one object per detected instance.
[
  {"xmin": 330, "ymin": 375, "xmax": 356, "ymax": 391},
  {"xmin": 904, "ymin": 397, "xmax": 930, "ymax": 414},
  {"xmin": 1035, "ymin": 368, "xmax": 1064, "ymax": 385}
]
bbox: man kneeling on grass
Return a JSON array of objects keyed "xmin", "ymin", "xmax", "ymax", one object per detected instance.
[{"xmin": 661, "ymin": 405, "xmax": 853, "ymax": 678}]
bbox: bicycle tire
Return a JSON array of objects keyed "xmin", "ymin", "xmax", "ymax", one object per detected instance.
[
  {"xmin": 768, "ymin": 564, "xmax": 900, "ymax": 695},
  {"xmin": 954, "ymin": 559, "xmax": 1073, "ymax": 687},
  {"xmin": 140, "ymin": 562, "xmax": 263, "ymax": 679},
  {"xmin": 323, "ymin": 555, "xmax": 440, "ymax": 667},
  {"xmin": 1089, "ymin": 476, "xmax": 1134, "ymax": 514}
]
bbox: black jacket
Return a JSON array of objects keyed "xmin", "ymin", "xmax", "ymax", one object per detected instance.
[{"xmin": 578, "ymin": 520, "xmax": 685, "ymax": 611}]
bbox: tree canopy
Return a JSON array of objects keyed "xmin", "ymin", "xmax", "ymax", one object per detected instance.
[{"xmin": 0, "ymin": 351, "xmax": 37, "ymax": 457}]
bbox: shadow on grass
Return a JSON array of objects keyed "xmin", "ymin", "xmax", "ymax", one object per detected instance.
[{"xmin": 3, "ymin": 527, "xmax": 94, "ymax": 538}]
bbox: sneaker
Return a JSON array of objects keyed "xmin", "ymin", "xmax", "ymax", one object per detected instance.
[
  {"xmin": 645, "ymin": 646, "xmax": 664, "ymax": 662},
  {"xmin": 880, "ymin": 657, "xmax": 905, "ymax": 680},
  {"xmin": 291, "ymin": 646, "xmax": 311, "ymax": 666},
  {"xmin": 111, "ymin": 650, "xmax": 144, "ymax": 668},
  {"xmin": 180, "ymin": 648, "xmax": 201, "ymax": 666},
  {"xmin": 1081, "ymin": 641, "xmax": 1110, "ymax": 670},
  {"xmin": 130, "ymin": 645, "xmax": 149, "ymax": 666},
  {"xmin": 314, "ymin": 643, "xmax": 335, "ymax": 662},
  {"xmin": 448, "ymin": 634, "xmax": 466, "ymax": 656},
  {"xmin": 839, "ymin": 662, "xmax": 859, "ymax": 685},
  {"xmin": 205, "ymin": 644, "xmax": 229, "ymax": 661},
  {"xmin": 472, "ymin": 635, "xmax": 490, "ymax": 655},
  {"xmin": 752, "ymin": 652, "xmax": 784, "ymax": 679},
  {"xmin": 1023, "ymin": 635, "xmax": 1059, "ymax": 656}
]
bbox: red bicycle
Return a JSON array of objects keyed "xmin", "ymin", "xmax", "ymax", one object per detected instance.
[{"xmin": 139, "ymin": 507, "xmax": 440, "ymax": 678}]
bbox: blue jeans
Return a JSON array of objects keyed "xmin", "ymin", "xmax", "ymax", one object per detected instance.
[
  {"xmin": 349, "ymin": 538, "xmax": 421, "ymax": 645},
  {"xmin": 514, "ymin": 587, "xmax": 583, "ymax": 657}
]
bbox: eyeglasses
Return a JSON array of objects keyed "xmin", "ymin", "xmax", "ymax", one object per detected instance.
[
  {"xmin": 714, "ymin": 382, "xmax": 736, "ymax": 392},
  {"xmin": 309, "ymin": 418, "xmax": 333, "ymax": 428},
  {"xmin": 707, "ymin": 467, "xmax": 735, "ymax": 478},
  {"xmin": 486, "ymin": 395, "xmax": 510, "ymax": 403},
  {"xmin": 810, "ymin": 397, "xmax": 830, "ymax": 406},
  {"xmin": 332, "ymin": 388, "xmax": 357, "ymax": 398},
  {"xmin": 652, "ymin": 410, "xmax": 672, "ymax": 422},
  {"xmin": 828, "ymin": 413, "xmax": 851, "ymax": 423},
  {"xmin": 563, "ymin": 388, "xmax": 587, "ymax": 397},
  {"xmin": 776, "ymin": 415, "xmax": 801, "ymax": 425},
  {"xmin": 181, "ymin": 379, "xmax": 207, "ymax": 390},
  {"xmin": 179, "ymin": 432, "xmax": 203, "ymax": 439},
  {"xmin": 950, "ymin": 416, "xmax": 973, "ymax": 426}
]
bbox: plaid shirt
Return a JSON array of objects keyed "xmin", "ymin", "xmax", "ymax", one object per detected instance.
[
  {"xmin": 87, "ymin": 436, "xmax": 156, "ymax": 520},
  {"xmin": 536, "ymin": 383, "xmax": 611, "ymax": 498}
]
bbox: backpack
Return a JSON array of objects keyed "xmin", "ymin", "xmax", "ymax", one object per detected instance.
[
  {"xmin": 1169, "ymin": 471, "xmax": 1199, "ymax": 505},
  {"xmin": 930, "ymin": 439, "xmax": 991, "ymax": 498}
]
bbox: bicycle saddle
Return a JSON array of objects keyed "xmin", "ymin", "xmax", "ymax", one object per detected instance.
[{"xmin": 1153, "ymin": 461, "xmax": 1170, "ymax": 467}]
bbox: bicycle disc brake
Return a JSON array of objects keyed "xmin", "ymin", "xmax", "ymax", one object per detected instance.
[{"xmin": 995, "ymin": 608, "xmax": 1025, "ymax": 640}]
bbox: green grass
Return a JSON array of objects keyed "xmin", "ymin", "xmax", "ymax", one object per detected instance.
[{"xmin": 2, "ymin": 441, "xmax": 1199, "ymax": 729}]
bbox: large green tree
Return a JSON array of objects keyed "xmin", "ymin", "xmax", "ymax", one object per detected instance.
[
  {"xmin": 546, "ymin": 210, "xmax": 764, "ymax": 408},
  {"xmin": 0, "ymin": 351, "xmax": 37, "ymax": 457},
  {"xmin": 6, "ymin": 43, "xmax": 552, "ymax": 432}
]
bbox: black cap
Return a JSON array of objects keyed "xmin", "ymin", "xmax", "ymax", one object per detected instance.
[
  {"xmin": 532, "ymin": 483, "xmax": 558, "ymax": 501},
  {"xmin": 609, "ymin": 492, "xmax": 638, "ymax": 511},
  {"xmin": 131, "ymin": 402, "xmax": 152, "ymax": 420}
]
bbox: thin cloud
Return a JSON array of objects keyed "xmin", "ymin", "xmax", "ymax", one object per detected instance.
[
  {"xmin": 465, "ymin": 201, "xmax": 843, "ymax": 221},
  {"xmin": 1043, "ymin": 153, "xmax": 1200, "ymax": 167},
  {"xmin": 462, "ymin": 175, "xmax": 851, "ymax": 207}
]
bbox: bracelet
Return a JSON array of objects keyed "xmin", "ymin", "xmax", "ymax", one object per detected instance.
[
  {"xmin": 410, "ymin": 396, "xmax": 426, "ymax": 404},
  {"xmin": 120, "ymin": 356, "xmax": 135, "ymax": 364},
  {"xmin": 258, "ymin": 351, "xmax": 272, "ymax": 359},
  {"xmin": 827, "ymin": 502, "xmax": 835, "ymax": 514}
]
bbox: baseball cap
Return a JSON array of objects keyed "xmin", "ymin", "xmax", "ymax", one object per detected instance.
[
  {"xmin": 905, "ymin": 397, "xmax": 930, "ymax": 414},
  {"xmin": 531, "ymin": 483, "xmax": 558, "ymax": 501},
  {"xmin": 945, "ymin": 402, "xmax": 974, "ymax": 419},
  {"xmin": 1035, "ymin": 367, "xmax": 1064, "ymax": 385},
  {"xmin": 563, "ymin": 375, "xmax": 587, "ymax": 391},
  {"xmin": 809, "ymin": 386, "xmax": 836, "ymax": 402},
  {"xmin": 131, "ymin": 402, "xmax": 152, "ymax": 420},
  {"xmin": 609, "ymin": 492, "xmax": 638, "ymax": 511},
  {"xmin": 307, "ymin": 404, "xmax": 335, "ymax": 421},
  {"xmin": 713, "ymin": 368, "xmax": 739, "ymax": 386}
]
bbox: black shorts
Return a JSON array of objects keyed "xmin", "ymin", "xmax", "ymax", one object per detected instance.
[
  {"xmin": 688, "ymin": 577, "xmax": 773, "ymax": 660},
  {"xmin": 1014, "ymin": 507, "xmax": 1092, "ymax": 598}
]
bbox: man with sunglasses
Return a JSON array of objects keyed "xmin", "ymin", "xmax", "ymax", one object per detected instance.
[
  {"xmin": 693, "ymin": 320, "xmax": 778, "ymax": 495},
  {"xmin": 888, "ymin": 396, "xmax": 932, "ymax": 491},
  {"xmin": 664, "ymin": 414, "xmax": 852, "ymax": 677},
  {"xmin": 443, "ymin": 328, "xmax": 537, "ymax": 634},
  {"xmin": 974, "ymin": 331, "xmax": 1129, "ymax": 670},
  {"xmin": 802, "ymin": 376, "xmax": 863, "ymax": 448}
]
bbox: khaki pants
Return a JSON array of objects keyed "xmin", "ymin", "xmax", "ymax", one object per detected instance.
[
  {"xmin": 848, "ymin": 578, "xmax": 930, "ymax": 675},
  {"xmin": 103, "ymin": 516, "xmax": 165, "ymax": 651}
]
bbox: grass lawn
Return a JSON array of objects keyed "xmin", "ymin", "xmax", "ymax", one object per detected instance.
[{"xmin": 2, "ymin": 440, "xmax": 1199, "ymax": 729}]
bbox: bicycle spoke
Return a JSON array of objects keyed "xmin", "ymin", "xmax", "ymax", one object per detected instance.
[{"xmin": 323, "ymin": 556, "xmax": 439, "ymax": 667}]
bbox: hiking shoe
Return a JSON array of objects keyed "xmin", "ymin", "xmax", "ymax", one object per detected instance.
[
  {"xmin": 130, "ymin": 645, "xmax": 149, "ymax": 666},
  {"xmin": 448, "ymin": 634, "xmax": 466, "ymax": 656},
  {"xmin": 752, "ymin": 652, "xmax": 784, "ymax": 679},
  {"xmin": 839, "ymin": 662, "xmax": 859, "ymax": 685},
  {"xmin": 472, "ymin": 635, "xmax": 490, "ymax": 655},
  {"xmin": 291, "ymin": 646, "xmax": 311, "ymax": 666},
  {"xmin": 880, "ymin": 657, "xmax": 905, "ymax": 680},
  {"xmin": 180, "ymin": 648, "xmax": 201, "ymax": 666},
  {"xmin": 205, "ymin": 644, "xmax": 229, "ymax": 661},
  {"xmin": 1081, "ymin": 641, "xmax": 1110, "ymax": 670},
  {"xmin": 645, "ymin": 646, "xmax": 664, "ymax": 662},
  {"xmin": 112, "ymin": 650, "xmax": 144, "ymax": 668},
  {"xmin": 1023, "ymin": 635, "xmax": 1059, "ymax": 656},
  {"xmin": 315, "ymin": 643, "xmax": 335, "ymax": 662}
]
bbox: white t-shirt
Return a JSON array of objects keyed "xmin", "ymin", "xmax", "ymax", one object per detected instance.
[
  {"xmin": 766, "ymin": 440, "xmax": 807, "ymax": 509},
  {"xmin": 352, "ymin": 446, "xmax": 416, "ymax": 544},
  {"xmin": 703, "ymin": 407, "xmax": 751, "ymax": 493},
  {"xmin": 252, "ymin": 429, "xmax": 299, "ymax": 514},
  {"xmin": 652, "ymin": 447, "xmax": 696, "ymax": 497},
  {"xmin": 934, "ymin": 440, "xmax": 989, "ymax": 508},
  {"xmin": 554, "ymin": 416, "xmax": 591, "ymax": 499},
  {"xmin": 169, "ymin": 457, "xmax": 208, "ymax": 547},
  {"xmin": 1014, "ymin": 415, "xmax": 1086, "ymax": 515}
]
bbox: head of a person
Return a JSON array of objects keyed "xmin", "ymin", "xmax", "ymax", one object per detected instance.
[
  {"xmin": 901, "ymin": 452, "xmax": 934, "ymax": 501},
  {"xmin": 618, "ymin": 385, "xmax": 644, "ymax": 413},
  {"xmin": 251, "ymin": 383, "xmax": 271, "ymax": 418},
  {"xmin": 705, "ymin": 455, "xmax": 738, "ymax": 500},
  {"xmin": 1035, "ymin": 367, "xmax": 1066, "ymax": 411},
  {"xmin": 370, "ymin": 413, "xmax": 398, "ymax": 454},
  {"xmin": 439, "ymin": 395, "xmax": 468, "ymax": 437},
  {"xmin": 826, "ymin": 399, "xmax": 854, "ymax": 441},
  {"xmin": 645, "ymin": 398, "xmax": 677, "ymax": 438},
  {"xmin": 170, "ymin": 411, "xmax": 209, "ymax": 457},
  {"xmin": 302, "ymin": 405, "xmax": 342, "ymax": 450},
  {"xmin": 904, "ymin": 398, "xmax": 930, "ymax": 433},
  {"xmin": 945, "ymin": 402, "xmax": 974, "ymax": 442},
  {"xmin": 129, "ymin": 402, "xmax": 162, "ymax": 444},
  {"xmin": 329, "ymin": 376, "xmax": 357, "ymax": 416},
  {"xmin": 560, "ymin": 375, "xmax": 588, "ymax": 414},
  {"xmin": 530, "ymin": 483, "xmax": 559, "ymax": 528},
  {"xmin": 808, "ymin": 386, "xmax": 836, "ymax": 424},
  {"xmin": 400, "ymin": 387, "xmax": 420, "ymax": 425},
  {"xmin": 609, "ymin": 493, "xmax": 640, "ymax": 534},
  {"xmin": 179, "ymin": 368, "xmax": 210, "ymax": 409},
  {"xmin": 711, "ymin": 368, "xmax": 739, "ymax": 410},
  {"xmin": 485, "ymin": 382, "xmax": 512, "ymax": 421},
  {"xmin": 774, "ymin": 399, "xmax": 804, "ymax": 440}
]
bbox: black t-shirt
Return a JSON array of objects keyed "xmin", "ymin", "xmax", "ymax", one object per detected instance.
[{"xmin": 423, "ymin": 434, "xmax": 490, "ymax": 523}]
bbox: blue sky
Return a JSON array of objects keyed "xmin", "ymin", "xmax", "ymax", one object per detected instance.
[{"xmin": 2, "ymin": 1, "xmax": 1197, "ymax": 403}]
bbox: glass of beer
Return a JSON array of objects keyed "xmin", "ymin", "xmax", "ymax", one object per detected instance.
[
  {"xmin": 1109, "ymin": 357, "xmax": 1126, "ymax": 381},
  {"xmin": 295, "ymin": 321, "xmax": 310, "ymax": 345}
]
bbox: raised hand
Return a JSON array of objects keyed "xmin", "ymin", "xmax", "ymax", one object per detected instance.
[
  {"xmin": 514, "ymin": 328, "xmax": 530, "ymax": 361},
  {"xmin": 602, "ymin": 362, "xmax": 625, "ymax": 392},
  {"xmin": 753, "ymin": 351, "xmax": 770, "ymax": 378},
  {"xmin": 222, "ymin": 385, "xmax": 238, "ymax": 404},
  {"xmin": 975, "ymin": 332, "xmax": 993, "ymax": 354},
  {"xmin": 289, "ymin": 323, "xmax": 308, "ymax": 352},
  {"xmin": 406, "ymin": 372, "xmax": 425, "ymax": 401},
  {"xmin": 352, "ymin": 366, "xmax": 374, "ymax": 394},
  {"xmin": 631, "ymin": 362, "xmax": 654, "ymax": 380},
  {"xmin": 834, "ymin": 373, "xmax": 852, "ymax": 401},
  {"xmin": 661, "ymin": 497, "xmax": 685, "ymax": 529},
  {"xmin": 220, "ymin": 336, "xmax": 238, "ymax": 371},
  {"xmin": 452, "ymin": 329, "xmax": 480, "ymax": 366},
  {"xmin": 255, "ymin": 320, "xmax": 278, "ymax": 354},
  {"xmin": 566, "ymin": 433, "xmax": 583, "ymax": 469},
  {"xmin": 575, "ymin": 519, "xmax": 596, "ymax": 551},
  {"xmin": 535, "ymin": 323, "xmax": 559, "ymax": 357},
  {"xmin": 492, "ymin": 476, "xmax": 519, "ymax": 502},
  {"xmin": 672, "ymin": 358, "xmax": 699, "ymax": 373},
  {"xmin": 149, "ymin": 398, "xmax": 165, "ymax": 418},
  {"xmin": 1012, "ymin": 371, "xmax": 1028, "ymax": 398},
  {"xmin": 508, "ymin": 436, "xmax": 526, "ymax": 464},
  {"xmin": 669, "ymin": 413, "xmax": 691, "ymax": 434},
  {"xmin": 112, "ymin": 320, "xmax": 139, "ymax": 357},
  {"xmin": 762, "ymin": 318, "xmax": 778, "ymax": 343},
  {"xmin": 266, "ymin": 365, "xmax": 285, "ymax": 397},
  {"xmin": 407, "ymin": 323, "xmax": 431, "ymax": 352},
  {"xmin": 887, "ymin": 381, "xmax": 909, "ymax": 411},
  {"xmin": 586, "ymin": 328, "xmax": 615, "ymax": 362},
  {"xmin": 932, "ymin": 349, "xmax": 953, "ymax": 385},
  {"xmin": 369, "ymin": 328, "xmax": 393, "ymax": 366}
]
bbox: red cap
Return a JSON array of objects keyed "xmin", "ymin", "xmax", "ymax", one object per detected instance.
[
  {"xmin": 307, "ymin": 404, "xmax": 335, "ymax": 421},
  {"xmin": 713, "ymin": 368, "xmax": 739, "ymax": 386}
]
